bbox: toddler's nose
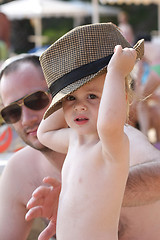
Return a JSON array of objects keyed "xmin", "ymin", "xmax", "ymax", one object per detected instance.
[{"xmin": 74, "ymin": 101, "xmax": 87, "ymax": 111}]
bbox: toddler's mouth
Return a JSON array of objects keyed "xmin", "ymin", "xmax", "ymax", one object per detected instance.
[{"xmin": 75, "ymin": 117, "xmax": 88, "ymax": 122}]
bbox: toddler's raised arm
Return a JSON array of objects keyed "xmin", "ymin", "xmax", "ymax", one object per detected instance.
[
  {"xmin": 97, "ymin": 45, "xmax": 137, "ymax": 157},
  {"xmin": 37, "ymin": 108, "xmax": 69, "ymax": 154}
]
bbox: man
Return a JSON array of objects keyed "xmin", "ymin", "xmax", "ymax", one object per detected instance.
[
  {"xmin": 120, "ymin": 125, "xmax": 160, "ymax": 239},
  {"xmin": 0, "ymin": 53, "xmax": 160, "ymax": 240},
  {"xmin": 0, "ymin": 54, "xmax": 65, "ymax": 240}
]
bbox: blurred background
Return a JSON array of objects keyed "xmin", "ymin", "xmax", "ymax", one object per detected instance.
[
  {"xmin": 0, "ymin": 0, "xmax": 159, "ymax": 54},
  {"xmin": 0, "ymin": 0, "xmax": 160, "ymax": 158}
]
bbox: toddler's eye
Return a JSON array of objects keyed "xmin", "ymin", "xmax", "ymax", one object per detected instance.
[
  {"xmin": 88, "ymin": 94, "xmax": 97, "ymax": 99},
  {"xmin": 66, "ymin": 95, "xmax": 75, "ymax": 101}
]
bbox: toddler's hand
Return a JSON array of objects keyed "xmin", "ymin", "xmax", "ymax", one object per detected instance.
[{"xmin": 108, "ymin": 45, "xmax": 137, "ymax": 77}]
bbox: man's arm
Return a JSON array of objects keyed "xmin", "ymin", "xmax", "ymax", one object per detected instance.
[
  {"xmin": 123, "ymin": 160, "xmax": 160, "ymax": 207},
  {"xmin": 0, "ymin": 153, "xmax": 33, "ymax": 240},
  {"xmin": 123, "ymin": 125, "xmax": 160, "ymax": 207},
  {"xmin": 0, "ymin": 147, "xmax": 46, "ymax": 240}
]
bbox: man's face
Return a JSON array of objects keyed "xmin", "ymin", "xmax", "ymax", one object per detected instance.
[{"xmin": 0, "ymin": 62, "xmax": 51, "ymax": 150}]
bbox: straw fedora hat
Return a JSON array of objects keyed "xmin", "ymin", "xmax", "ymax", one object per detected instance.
[{"xmin": 40, "ymin": 22, "xmax": 144, "ymax": 119}]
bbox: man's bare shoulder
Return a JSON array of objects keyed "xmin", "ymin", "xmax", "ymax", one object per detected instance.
[
  {"xmin": 13, "ymin": 145, "xmax": 42, "ymax": 157},
  {"xmin": 1, "ymin": 146, "xmax": 44, "ymax": 181},
  {"xmin": 8, "ymin": 146, "xmax": 44, "ymax": 165},
  {"xmin": 124, "ymin": 124, "xmax": 147, "ymax": 138},
  {"xmin": 124, "ymin": 125, "xmax": 160, "ymax": 166},
  {"xmin": 0, "ymin": 147, "xmax": 48, "ymax": 204}
]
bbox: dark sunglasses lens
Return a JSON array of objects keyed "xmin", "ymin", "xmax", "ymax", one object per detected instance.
[
  {"xmin": 24, "ymin": 91, "xmax": 49, "ymax": 110},
  {"xmin": 1, "ymin": 104, "xmax": 21, "ymax": 124}
]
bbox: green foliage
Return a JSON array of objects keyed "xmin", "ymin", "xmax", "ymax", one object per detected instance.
[
  {"xmin": 43, "ymin": 29, "xmax": 67, "ymax": 45},
  {"xmin": 11, "ymin": 19, "xmax": 34, "ymax": 53},
  {"xmin": 0, "ymin": 114, "xmax": 4, "ymax": 126},
  {"xmin": 43, "ymin": 17, "xmax": 73, "ymax": 45},
  {"xmin": 0, "ymin": 0, "xmax": 159, "ymax": 53}
]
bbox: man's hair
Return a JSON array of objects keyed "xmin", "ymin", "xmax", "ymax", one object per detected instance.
[{"xmin": 0, "ymin": 54, "xmax": 41, "ymax": 80}]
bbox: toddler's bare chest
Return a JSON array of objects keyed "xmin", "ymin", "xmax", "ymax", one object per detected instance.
[{"xmin": 61, "ymin": 145, "xmax": 106, "ymax": 193}]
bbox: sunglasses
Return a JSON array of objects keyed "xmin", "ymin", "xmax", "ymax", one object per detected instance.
[{"xmin": 1, "ymin": 90, "xmax": 50, "ymax": 124}]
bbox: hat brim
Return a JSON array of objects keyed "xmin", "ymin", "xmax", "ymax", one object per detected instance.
[{"xmin": 44, "ymin": 39, "xmax": 144, "ymax": 119}]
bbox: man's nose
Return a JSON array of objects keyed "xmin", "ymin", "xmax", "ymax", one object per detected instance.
[{"xmin": 21, "ymin": 106, "xmax": 38, "ymax": 126}]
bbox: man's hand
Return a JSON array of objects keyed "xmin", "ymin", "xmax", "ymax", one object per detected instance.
[{"xmin": 25, "ymin": 177, "xmax": 61, "ymax": 240}]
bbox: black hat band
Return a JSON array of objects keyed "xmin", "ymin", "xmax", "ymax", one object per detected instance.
[{"xmin": 49, "ymin": 54, "xmax": 113, "ymax": 98}]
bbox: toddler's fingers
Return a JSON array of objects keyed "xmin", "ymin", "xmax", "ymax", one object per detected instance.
[
  {"xmin": 123, "ymin": 47, "xmax": 137, "ymax": 59},
  {"xmin": 114, "ymin": 45, "xmax": 122, "ymax": 53},
  {"xmin": 131, "ymin": 48, "xmax": 137, "ymax": 59}
]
